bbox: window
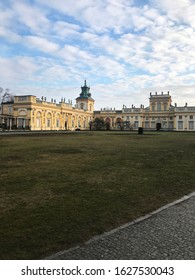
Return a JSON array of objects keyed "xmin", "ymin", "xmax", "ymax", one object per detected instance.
[
  {"xmin": 170, "ymin": 116, "xmax": 173, "ymax": 120},
  {"xmin": 56, "ymin": 120, "xmax": 59, "ymax": 127},
  {"xmin": 8, "ymin": 107, "xmax": 12, "ymax": 114},
  {"xmin": 169, "ymin": 122, "xmax": 174, "ymax": 129},
  {"xmin": 36, "ymin": 118, "xmax": 40, "ymax": 127},
  {"xmin": 162, "ymin": 122, "xmax": 167, "ymax": 129},
  {"xmin": 157, "ymin": 102, "xmax": 161, "ymax": 111},
  {"xmin": 189, "ymin": 121, "xmax": 194, "ymax": 130},
  {"xmin": 47, "ymin": 119, "xmax": 51, "ymax": 127},
  {"xmin": 152, "ymin": 105, "xmax": 155, "ymax": 111},
  {"xmin": 190, "ymin": 115, "xmax": 193, "ymax": 119},
  {"xmin": 18, "ymin": 96, "xmax": 27, "ymax": 101},
  {"xmin": 80, "ymin": 103, "xmax": 84, "ymax": 109},
  {"xmin": 151, "ymin": 122, "xmax": 155, "ymax": 129},
  {"xmin": 178, "ymin": 121, "xmax": 183, "ymax": 129},
  {"xmin": 18, "ymin": 118, "xmax": 23, "ymax": 128},
  {"xmin": 135, "ymin": 116, "xmax": 138, "ymax": 120},
  {"xmin": 126, "ymin": 116, "xmax": 129, "ymax": 121},
  {"xmin": 145, "ymin": 122, "xmax": 149, "ymax": 128},
  {"xmin": 164, "ymin": 105, "xmax": 167, "ymax": 111},
  {"xmin": 179, "ymin": 116, "xmax": 182, "ymax": 119},
  {"xmin": 134, "ymin": 121, "xmax": 139, "ymax": 128}
]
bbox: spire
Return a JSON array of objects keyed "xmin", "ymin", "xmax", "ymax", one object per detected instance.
[{"xmin": 80, "ymin": 80, "xmax": 91, "ymax": 98}]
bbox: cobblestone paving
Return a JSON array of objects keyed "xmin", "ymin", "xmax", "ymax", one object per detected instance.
[{"xmin": 47, "ymin": 193, "xmax": 195, "ymax": 260}]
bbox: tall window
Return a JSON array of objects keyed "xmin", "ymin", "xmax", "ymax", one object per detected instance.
[
  {"xmin": 189, "ymin": 121, "xmax": 194, "ymax": 130},
  {"xmin": 36, "ymin": 118, "xmax": 40, "ymax": 127},
  {"xmin": 162, "ymin": 122, "xmax": 167, "ymax": 129},
  {"xmin": 134, "ymin": 121, "xmax": 139, "ymax": 128},
  {"xmin": 169, "ymin": 122, "xmax": 174, "ymax": 129},
  {"xmin": 47, "ymin": 119, "xmax": 51, "ymax": 127},
  {"xmin": 178, "ymin": 121, "xmax": 183, "ymax": 129},
  {"xmin": 18, "ymin": 118, "xmax": 23, "ymax": 128},
  {"xmin": 157, "ymin": 102, "xmax": 161, "ymax": 111}
]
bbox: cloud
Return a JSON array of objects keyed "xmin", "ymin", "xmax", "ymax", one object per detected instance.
[
  {"xmin": 25, "ymin": 36, "xmax": 59, "ymax": 53},
  {"xmin": 0, "ymin": 0, "xmax": 195, "ymax": 109},
  {"xmin": 0, "ymin": 56, "xmax": 39, "ymax": 85},
  {"xmin": 12, "ymin": 1, "xmax": 51, "ymax": 34},
  {"xmin": 0, "ymin": 26, "xmax": 21, "ymax": 43},
  {"xmin": 52, "ymin": 21, "xmax": 81, "ymax": 39},
  {"xmin": 0, "ymin": 2, "xmax": 15, "ymax": 28},
  {"xmin": 152, "ymin": 0, "xmax": 195, "ymax": 28}
]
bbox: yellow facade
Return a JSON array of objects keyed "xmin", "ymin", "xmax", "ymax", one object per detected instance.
[
  {"xmin": 12, "ymin": 95, "xmax": 94, "ymax": 131},
  {"xmin": 0, "ymin": 82, "xmax": 94, "ymax": 131},
  {"xmin": 0, "ymin": 84, "xmax": 195, "ymax": 131},
  {"xmin": 94, "ymin": 92, "xmax": 195, "ymax": 131}
]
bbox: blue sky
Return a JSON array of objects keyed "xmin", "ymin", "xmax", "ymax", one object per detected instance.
[{"xmin": 0, "ymin": 0, "xmax": 195, "ymax": 109}]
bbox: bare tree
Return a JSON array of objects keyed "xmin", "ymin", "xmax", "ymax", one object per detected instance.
[
  {"xmin": 0, "ymin": 88, "xmax": 13, "ymax": 103},
  {"xmin": 0, "ymin": 87, "xmax": 3, "ymax": 104}
]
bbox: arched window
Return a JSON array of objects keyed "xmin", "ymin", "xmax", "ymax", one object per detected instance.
[
  {"xmin": 56, "ymin": 114, "xmax": 60, "ymax": 128},
  {"xmin": 46, "ymin": 112, "xmax": 52, "ymax": 128},
  {"xmin": 36, "ymin": 111, "xmax": 42, "ymax": 128}
]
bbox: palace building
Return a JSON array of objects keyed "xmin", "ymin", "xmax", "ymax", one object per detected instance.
[
  {"xmin": 0, "ymin": 81, "xmax": 94, "ymax": 131},
  {"xmin": 0, "ymin": 81, "xmax": 195, "ymax": 131}
]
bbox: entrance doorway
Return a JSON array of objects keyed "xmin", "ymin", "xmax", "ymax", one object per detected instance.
[{"xmin": 156, "ymin": 123, "xmax": 161, "ymax": 131}]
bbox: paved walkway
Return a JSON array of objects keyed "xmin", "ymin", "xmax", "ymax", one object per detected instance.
[{"xmin": 46, "ymin": 192, "xmax": 195, "ymax": 260}]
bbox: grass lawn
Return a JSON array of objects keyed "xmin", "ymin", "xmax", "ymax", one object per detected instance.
[{"xmin": 0, "ymin": 131, "xmax": 195, "ymax": 259}]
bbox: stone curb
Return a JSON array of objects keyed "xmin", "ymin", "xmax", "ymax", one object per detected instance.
[{"xmin": 45, "ymin": 191, "xmax": 195, "ymax": 260}]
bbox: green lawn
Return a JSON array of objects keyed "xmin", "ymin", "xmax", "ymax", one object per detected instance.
[{"xmin": 0, "ymin": 131, "xmax": 195, "ymax": 259}]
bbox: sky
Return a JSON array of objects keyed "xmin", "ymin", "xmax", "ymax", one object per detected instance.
[{"xmin": 0, "ymin": 0, "xmax": 195, "ymax": 110}]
